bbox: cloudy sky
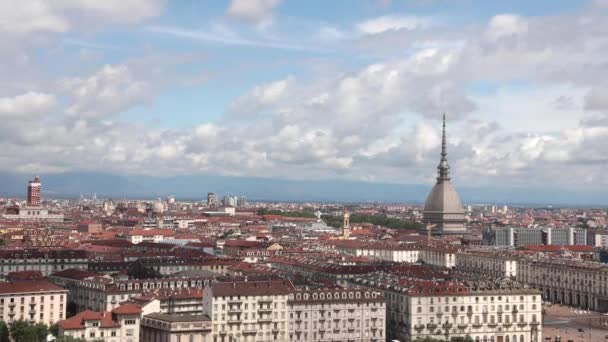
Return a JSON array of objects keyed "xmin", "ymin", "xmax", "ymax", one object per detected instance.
[{"xmin": 1, "ymin": 0, "xmax": 608, "ymax": 195}]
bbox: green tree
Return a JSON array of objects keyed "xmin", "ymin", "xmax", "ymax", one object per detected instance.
[
  {"xmin": 0, "ymin": 321, "xmax": 9, "ymax": 342},
  {"xmin": 66, "ymin": 302, "xmax": 78, "ymax": 318},
  {"xmin": 49, "ymin": 323, "xmax": 59, "ymax": 338},
  {"xmin": 55, "ymin": 336, "xmax": 88, "ymax": 342},
  {"xmin": 9, "ymin": 320, "xmax": 49, "ymax": 342},
  {"xmin": 127, "ymin": 259, "xmax": 161, "ymax": 279}
]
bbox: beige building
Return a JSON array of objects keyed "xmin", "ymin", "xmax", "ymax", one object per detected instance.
[
  {"xmin": 288, "ymin": 289, "xmax": 385, "ymax": 341},
  {"xmin": 0, "ymin": 249, "xmax": 88, "ymax": 280},
  {"xmin": 141, "ymin": 313, "xmax": 212, "ymax": 342},
  {"xmin": 203, "ymin": 280, "xmax": 293, "ymax": 342},
  {"xmin": 456, "ymin": 251, "xmax": 519, "ymax": 279},
  {"xmin": 58, "ymin": 303, "xmax": 142, "ymax": 342},
  {"xmin": 0, "ymin": 280, "xmax": 68, "ymax": 325},
  {"xmin": 419, "ymin": 246, "xmax": 459, "ymax": 268},
  {"xmin": 354, "ymin": 274, "xmax": 542, "ymax": 342},
  {"xmin": 517, "ymin": 257, "xmax": 608, "ymax": 311},
  {"xmin": 49, "ymin": 272, "xmax": 212, "ymax": 312}
]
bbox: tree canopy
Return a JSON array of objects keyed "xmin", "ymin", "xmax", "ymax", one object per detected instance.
[
  {"xmin": 322, "ymin": 213, "xmax": 424, "ymax": 231},
  {"xmin": 127, "ymin": 259, "xmax": 161, "ymax": 279}
]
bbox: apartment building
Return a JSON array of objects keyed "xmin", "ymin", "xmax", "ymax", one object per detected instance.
[
  {"xmin": 456, "ymin": 251, "xmax": 519, "ymax": 279},
  {"xmin": 203, "ymin": 279, "xmax": 294, "ymax": 342},
  {"xmin": 517, "ymin": 257, "xmax": 608, "ymax": 311},
  {"xmin": 141, "ymin": 313, "xmax": 212, "ymax": 342},
  {"xmin": 331, "ymin": 240, "xmax": 421, "ymax": 262},
  {"xmin": 288, "ymin": 289, "xmax": 385, "ymax": 341},
  {"xmin": 353, "ymin": 273, "xmax": 542, "ymax": 342},
  {"xmin": 48, "ymin": 272, "xmax": 212, "ymax": 312},
  {"xmin": 0, "ymin": 249, "xmax": 88, "ymax": 280},
  {"xmin": 58, "ymin": 303, "xmax": 142, "ymax": 342},
  {"xmin": 0, "ymin": 279, "xmax": 68, "ymax": 325}
]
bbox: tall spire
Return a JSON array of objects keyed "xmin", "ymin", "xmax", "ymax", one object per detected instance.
[{"xmin": 437, "ymin": 113, "xmax": 450, "ymax": 182}]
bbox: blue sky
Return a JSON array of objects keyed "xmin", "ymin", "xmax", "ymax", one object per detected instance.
[{"xmin": 0, "ymin": 0, "xmax": 607, "ymax": 199}]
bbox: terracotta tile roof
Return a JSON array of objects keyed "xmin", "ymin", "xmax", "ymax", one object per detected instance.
[
  {"xmin": 50, "ymin": 268, "xmax": 99, "ymax": 280},
  {"xmin": 111, "ymin": 303, "xmax": 143, "ymax": 315},
  {"xmin": 0, "ymin": 280, "xmax": 67, "ymax": 294},
  {"xmin": 212, "ymin": 280, "xmax": 295, "ymax": 297},
  {"xmin": 58, "ymin": 311, "xmax": 120, "ymax": 330}
]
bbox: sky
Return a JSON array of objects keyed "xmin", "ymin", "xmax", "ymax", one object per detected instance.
[{"xmin": 1, "ymin": 0, "xmax": 608, "ymax": 198}]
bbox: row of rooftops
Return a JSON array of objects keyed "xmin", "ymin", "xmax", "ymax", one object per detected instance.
[{"xmin": 352, "ymin": 272, "xmax": 538, "ymax": 296}]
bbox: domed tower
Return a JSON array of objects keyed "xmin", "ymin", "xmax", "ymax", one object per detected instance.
[{"xmin": 423, "ymin": 114, "xmax": 466, "ymax": 235}]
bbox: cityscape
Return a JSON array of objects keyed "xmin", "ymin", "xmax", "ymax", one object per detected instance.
[{"xmin": 0, "ymin": 1, "xmax": 607, "ymax": 342}]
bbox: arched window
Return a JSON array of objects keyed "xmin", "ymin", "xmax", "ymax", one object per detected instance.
[{"xmin": 520, "ymin": 335, "xmax": 524, "ymax": 342}]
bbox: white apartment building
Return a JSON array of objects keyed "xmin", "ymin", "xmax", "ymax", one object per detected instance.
[
  {"xmin": 517, "ymin": 257, "xmax": 608, "ymax": 312},
  {"xmin": 0, "ymin": 280, "xmax": 68, "ymax": 325},
  {"xmin": 126, "ymin": 229, "xmax": 175, "ymax": 244},
  {"xmin": 203, "ymin": 280, "xmax": 294, "ymax": 342},
  {"xmin": 141, "ymin": 313, "xmax": 213, "ymax": 342},
  {"xmin": 48, "ymin": 272, "xmax": 211, "ymax": 312},
  {"xmin": 419, "ymin": 246, "xmax": 459, "ymax": 268},
  {"xmin": 288, "ymin": 289, "xmax": 385, "ymax": 342},
  {"xmin": 58, "ymin": 303, "xmax": 142, "ymax": 342},
  {"xmin": 332, "ymin": 241, "xmax": 421, "ymax": 263},
  {"xmin": 456, "ymin": 251, "xmax": 519, "ymax": 279},
  {"xmin": 354, "ymin": 274, "xmax": 542, "ymax": 342}
]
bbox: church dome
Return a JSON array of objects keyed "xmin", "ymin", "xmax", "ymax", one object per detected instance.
[{"xmin": 423, "ymin": 180, "xmax": 464, "ymax": 213}]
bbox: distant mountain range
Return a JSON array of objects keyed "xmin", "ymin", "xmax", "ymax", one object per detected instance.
[{"xmin": 0, "ymin": 171, "xmax": 605, "ymax": 206}]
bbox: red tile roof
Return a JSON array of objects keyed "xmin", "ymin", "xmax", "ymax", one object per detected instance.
[
  {"xmin": 58, "ymin": 311, "xmax": 120, "ymax": 330},
  {"xmin": 212, "ymin": 280, "xmax": 295, "ymax": 297},
  {"xmin": 0, "ymin": 280, "xmax": 67, "ymax": 294},
  {"xmin": 111, "ymin": 303, "xmax": 143, "ymax": 315}
]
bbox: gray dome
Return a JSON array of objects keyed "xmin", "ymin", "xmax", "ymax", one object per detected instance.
[{"xmin": 423, "ymin": 180, "xmax": 464, "ymax": 214}]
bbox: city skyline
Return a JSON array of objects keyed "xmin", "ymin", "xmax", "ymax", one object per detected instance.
[{"xmin": 1, "ymin": 0, "xmax": 608, "ymax": 202}]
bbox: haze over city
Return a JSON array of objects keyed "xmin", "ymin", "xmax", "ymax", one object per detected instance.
[{"xmin": 2, "ymin": 0, "xmax": 608, "ymax": 203}]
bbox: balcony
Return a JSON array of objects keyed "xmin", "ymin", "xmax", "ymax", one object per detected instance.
[
  {"xmin": 258, "ymin": 308, "xmax": 272, "ymax": 313},
  {"xmin": 426, "ymin": 323, "xmax": 438, "ymax": 330},
  {"xmin": 512, "ymin": 308, "xmax": 519, "ymax": 314},
  {"xmin": 530, "ymin": 322, "xmax": 540, "ymax": 327},
  {"xmin": 487, "ymin": 322, "xmax": 498, "ymax": 328},
  {"xmin": 228, "ymin": 299, "xmax": 242, "ymax": 304},
  {"xmin": 258, "ymin": 299, "xmax": 273, "ymax": 304},
  {"xmin": 258, "ymin": 318, "xmax": 272, "ymax": 323},
  {"xmin": 243, "ymin": 329, "xmax": 257, "ymax": 334},
  {"xmin": 472, "ymin": 323, "xmax": 482, "ymax": 328},
  {"xmin": 503, "ymin": 322, "xmax": 513, "ymax": 327},
  {"xmin": 227, "ymin": 319, "xmax": 241, "ymax": 325},
  {"xmin": 442, "ymin": 323, "xmax": 453, "ymax": 330},
  {"xmin": 517, "ymin": 322, "xmax": 527, "ymax": 328},
  {"xmin": 457, "ymin": 324, "xmax": 468, "ymax": 329},
  {"xmin": 414, "ymin": 324, "xmax": 425, "ymax": 330}
]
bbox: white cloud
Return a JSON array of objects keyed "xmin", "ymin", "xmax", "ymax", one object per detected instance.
[
  {"xmin": 0, "ymin": 92, "xmax": 56, "ymax": 119},
  {"xmin": 61, "ymin": 64, "xmax": 151, "ymax": 119},
  {"xmin": 226, "ymin": 0, "xmax": 281, "ymax": 29},
  {"xmin": 484, "ymin": 14, "xmax": 528, "ymax": 41},
  {"xmin": 0, "ymin": 0, "xmax": 164, "ymax": 35},
  {"xmin": 356, "ymin": 15, "xmax": 432, "ymax": 35}
]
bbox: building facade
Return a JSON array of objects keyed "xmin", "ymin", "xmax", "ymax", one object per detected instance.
[
  {"xmin": 58, "ymin": 303, "xmax": 142, "ymax": 342},
  {"xmin": 456, "ymin": 251, "xmax": 519, "ymax": 279},
  {"xmin": 0, "ymin": 280, "xmax": 68, "ymax": 325},
  {"xmin": 353, "ymin": 274, "xmax": 542, "ymax": 342},
  {"xmin": 141, "ymin": 313, "xmax": 213, "ymax": 342},
  {"xmin": 288, "ymin": 289, "xmax": 385, "ymax": 341},
  {"xmin": 517, "ymin": 257, "xmax": 608, "ymax": 312},
  {"xmin": 203, "ymin": 280, "xmax": 294, "ymax": 342}
]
